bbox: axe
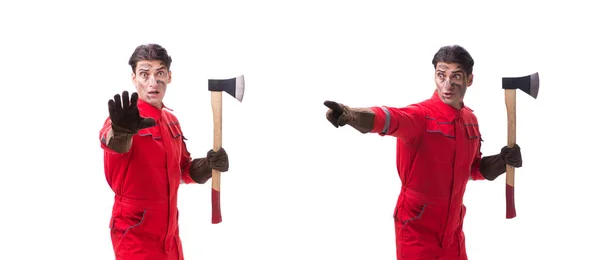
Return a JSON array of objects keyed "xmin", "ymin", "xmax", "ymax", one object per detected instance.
[
  {"xmin": 501, "ymin": 72, "xmax": 539, "ymax": 219},
  {"xmin": 207, "ymin": 75, "xmax": 245, "ymax": 224}
]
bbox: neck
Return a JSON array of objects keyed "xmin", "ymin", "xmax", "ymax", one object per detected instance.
[
  {"xmin": 152, "ymin": 103, "xmax": 163, "ymax": 110},
  {"xmin": 139, "ymin": 97, "xmax": 164, "ymax": 110},
  {"xmin": 146, "ymin": 99, "xmax": 163, "ymax": 110},
  {"xmin": 451, "ymin": 102, "xmax": 463, "ymax": 110}
]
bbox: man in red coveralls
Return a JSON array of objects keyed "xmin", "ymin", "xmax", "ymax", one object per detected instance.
[
  {"xmin": 99, "ymin": 43, "xmax": 230, "ymax": 260},
  {"xmin": 324, "ymin": 45, "xmax": 523, "ymax": 260}
]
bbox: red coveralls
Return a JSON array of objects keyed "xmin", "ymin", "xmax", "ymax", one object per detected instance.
[
  {"xmin": 99, "ymin": 98, "xmax": 196, "ymax": 260},
  {"xmin": 369, "ymin": 91, "xmax": 486, "ymax": 260}
]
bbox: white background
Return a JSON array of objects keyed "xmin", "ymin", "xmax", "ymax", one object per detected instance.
[{"xmin": 1, "ymin": 0, "xmax": 599, "ymax": 259}]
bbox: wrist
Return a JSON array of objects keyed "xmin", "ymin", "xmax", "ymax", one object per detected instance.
[
  {"xmin": 479, "ymin": 154, "xmax": 507, "ymax": 181},
  {"xmin": 105, "ymin": 127, "xmax": 134, "ymax": 153},
  {"xmin": 111, "ymin": 123, "xmax": 137, "ymax": 134},
  {"xmin": 348, "ymin": 107, "xmax": 375, "ymax": 134}
]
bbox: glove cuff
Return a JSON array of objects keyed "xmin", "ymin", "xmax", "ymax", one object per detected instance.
[
  {"xmin": 190, "ymin": 158, "xmax": 212, "ymax": 184},
  {"xmin": 348, "ymin": 107, "xmax": 375, "ymax": 134},
  {"xmin": 479, "ymin": 153, "xmax": 507, "ymax": 181},
  {"xmin": 106, "ymin": 125, "xmax": 134, "ymax": 154}
]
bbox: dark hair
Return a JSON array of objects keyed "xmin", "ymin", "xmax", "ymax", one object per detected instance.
[
  {"xmin": 432, "ymin": 45, "xmax": 474, "ymax": 75},
  {"xmin": 128, "ymin": 43, "xmax": 172, "ymax": 72}
]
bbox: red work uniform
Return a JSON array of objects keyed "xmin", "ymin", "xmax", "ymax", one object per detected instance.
[
  {"xmin": 369, "ymin": 91, "xmax": 486, "ymax": 260},
  {"xmin": 99, "ymin": 98, "xmax": 196, "ymax": 260}
]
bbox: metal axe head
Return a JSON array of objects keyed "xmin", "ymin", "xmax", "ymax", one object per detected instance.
[
  {"xmin": 208, "ymin": 75, "xmax": 245, "ymax": 102},
  {"xmin": 502, "ymin": 72, "xmax": 539, "ymax": 99}
]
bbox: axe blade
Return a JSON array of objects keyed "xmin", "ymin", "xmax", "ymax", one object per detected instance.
[
  {"xmin": 208, "ymin": 75, "xmax": 245, "ymax": 102},
  {"xmin": 502, "ymin": 72, "xmax": 539, "ymax": 99}
]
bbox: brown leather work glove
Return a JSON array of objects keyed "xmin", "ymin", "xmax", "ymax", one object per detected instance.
[
  {"xmin": 479, "ymin": 144, "xmax": 523, "ymax": 181},
  {"xmin": 104, "ymin": 91, "xmax": 156, "ymax": 153},
  {"xmin": 324, "ymin": 100, "xmax": 375, "ymax": 134},
  {"xmin": 108, "ymin": 91, "xmax": 156, "ymax": 134},
  {"xmin": 189, "ymin": 148, "xmax": 230, "ymax": 184},
  {"xmin": 207, "ymin": 148, "xmax": 229, "ymax": 172}
]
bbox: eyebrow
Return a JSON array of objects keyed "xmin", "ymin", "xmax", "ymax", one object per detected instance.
[
  {"xmin": 453, "ymin": 65, "xmax": 465, "ymax": 73},
  {"xmin": 137, "ymin": 65, "xmax": 166, "ymax": 72},
  {"xmin": 436, "ymin": 68, "xmax": 465, "ymax": 74},
  {"xmin": 137, "ymin": 65, "xmax": 150, "ymax": 72}
]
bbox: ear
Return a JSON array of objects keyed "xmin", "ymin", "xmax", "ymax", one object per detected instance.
[
  {"xmin": 131, "ymin": 72, "xmax": 136, "ymax": 84},
  {"xmin": 467, "ymin": 74, "xmax": 474, "ymax": 87},
  {"xmin": 167, "ymin": 71, "xmax": 172, "ymax": 84}
]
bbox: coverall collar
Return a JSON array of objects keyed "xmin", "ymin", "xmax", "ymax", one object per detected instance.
[
  {"xmin": 137, "ymin": 97, "xmax": 173, "ymax": 122},
  {"xmin": 430, "ymin": 90, "xmax": 473, "ymax": 121}
]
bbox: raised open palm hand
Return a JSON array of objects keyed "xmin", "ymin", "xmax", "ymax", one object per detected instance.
[{"xmin": 108, "ymin": 91, "xmax": 156, "ymax": 133}]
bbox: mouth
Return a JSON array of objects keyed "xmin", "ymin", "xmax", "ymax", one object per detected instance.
[
  {"xmin": 442, "ymin": 92, "xmax": 455, "ymax": 98},
  {"xmin": 148, "ymin": 90, "xmax": 160, "ymax": 96}
]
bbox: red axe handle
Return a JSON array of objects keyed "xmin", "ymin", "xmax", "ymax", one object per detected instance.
[
  {"xmin": 504, "ymin": 89, "xmax": 517, "ymax": 219},
  {"xmin": 211, "ymin": 91, "xmax": 223, "ymax": 224}
]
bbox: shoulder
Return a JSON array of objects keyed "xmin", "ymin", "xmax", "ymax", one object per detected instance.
[
  {"xmin": 408, "ymin": 99, "xmax": 435, "ymax": 117},
  {"xmin": 381, "ymin": 102, "xmax": 429, "ymax": 120}
]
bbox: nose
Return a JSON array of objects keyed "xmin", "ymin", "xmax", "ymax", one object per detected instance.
[
  {"xmin": 442, "ymin": 78, "xmax": 453, "ymax": 89},
  {"xmin": 148, "ymin": 75, "xmax": 159, "ymax": 86}
]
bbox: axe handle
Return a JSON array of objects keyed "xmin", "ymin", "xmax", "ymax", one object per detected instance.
[
  {"xmin": 504, "ymin": 89, "xmax": 517, "ymax": 219},
  {"xmin": 211, "ymin": 91, "xmax": 223, "ymax": 224}
]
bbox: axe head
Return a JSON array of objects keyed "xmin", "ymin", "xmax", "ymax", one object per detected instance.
[
  {"xmin": 208, "ymin": 75, "xmax": 245, "ymax": 102},
  {"xmin": 502, "ymin": 72, "xmax": 539, "ymax": 99}
]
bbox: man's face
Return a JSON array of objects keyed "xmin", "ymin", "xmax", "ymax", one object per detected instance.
[
  {"xmin": 434, "ymin": 62, "xmax": 473, "ymax": 109},
  {"xmin": 131, "ymin": 60, "xmax": 171, "ymax": 108}
]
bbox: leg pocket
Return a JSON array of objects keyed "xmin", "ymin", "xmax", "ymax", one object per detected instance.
[
  {"xmin": 111, "ymin": 208, "xmax": 147, "ymax": 251},
  {"xmin": 395, "ymin": 200, "xmax": 438, "ymax": 259},
  {"xmin": 397, "ymin": 200, "xmax": 428, "ymax": 228}
]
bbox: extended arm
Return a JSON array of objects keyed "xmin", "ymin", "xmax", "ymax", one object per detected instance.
[
  {"xmin": 369, "ymin": 105, "xmax": 426, "ymax": 141},
  {"xmin": 324, "ymin": 100, "xmax": 426, "ymax": 142}
]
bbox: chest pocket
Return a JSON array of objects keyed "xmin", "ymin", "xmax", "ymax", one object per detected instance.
[
  {"xmin": 464, "ymin": 123, "xmax": 481, "ymax": 140},
  {"xmin": 166, "ymin": 121, "xmax": 185, "ymax": 157},
  {"xmin": 423, "ymin": 116, "xmax": 455, "ymax": 163},
  {"xmin": 425, "ymin": 117, "xmax": 455, "ymax": 138},
  {"xmin": 137, "ymin": 126, "xmax": 162, "ymax": 140},
  {"xmin": 167, "ymin": 121, "xmax": 184, "ymax": 139},
  {"xmin": 464, "ymin": 123, "xmax": 482, "ymax": 161}
]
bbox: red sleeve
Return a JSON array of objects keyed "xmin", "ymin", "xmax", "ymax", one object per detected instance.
[
  {"xmin": 99, "ymin": 117, "xmax": 121, "ymax": 155},
  {"xmin": 470, "ymin": 142, "xmax": 486, "ymax": 181},
  {"xmin": 180, "ymin": 137, "xmax": 196, "ymax": 184},
  {"xmin": 99, "ymin": 117, "xmax": 111, "ymax": 149},
  {"xmin": 369, "ymin": 105, "xmax": 426, "ymax": 142},
  {"xmin": 99, "ymin": 116, "xmax": 128, "ymax": 190}
]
